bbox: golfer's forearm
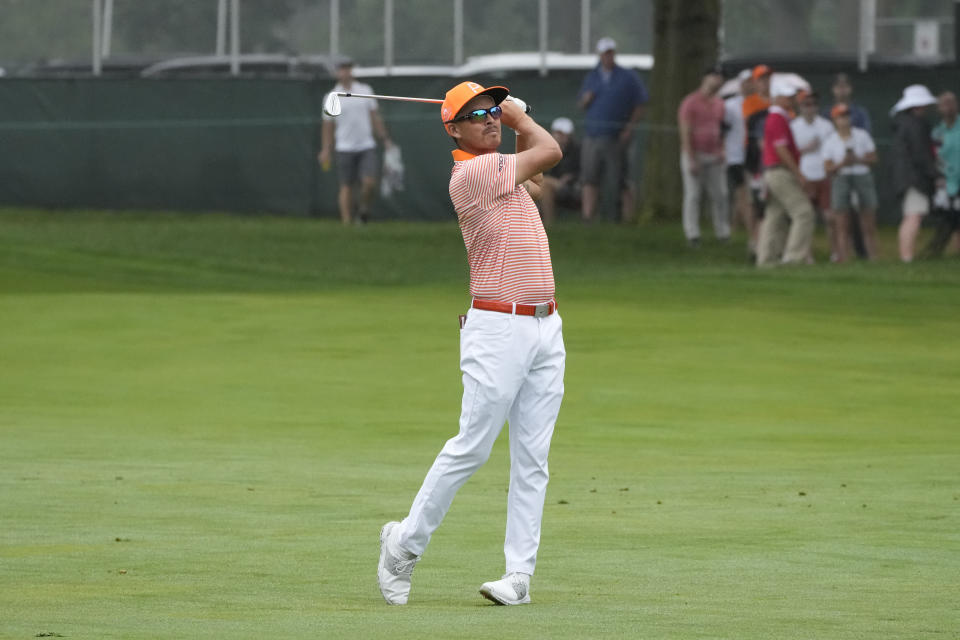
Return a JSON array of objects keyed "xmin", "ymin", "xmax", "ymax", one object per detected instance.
[
  {"xmin": 524, "ymin": 173, "xmax": 543, "ymax": 200},
  {"xmin": 514, "ymin": 117, "xmax": 555, "ymax": 150},
  {"xmin": 516, "ymin": 128, "xmax": 544, "ymax": 194},
  {"xmin": 513, "ymin": 117, "xmax": 562, "ymax": 182},
  {"xmin": 516, "ymin": 128, "xmax": 533, "ymax": 154}
]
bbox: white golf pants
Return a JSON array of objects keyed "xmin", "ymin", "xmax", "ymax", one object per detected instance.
[{"xmin": 396, "ymin": 307, "xmax": 565, "ymax": 575}]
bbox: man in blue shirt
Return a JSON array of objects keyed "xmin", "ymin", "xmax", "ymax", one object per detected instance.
[
  {"xmin": 578, "ymin": 37, "xmax": 649, "ymax": 222},
  {"xmin": 822, "ymin": 73, "xmax": 871, "ymax": 133}
]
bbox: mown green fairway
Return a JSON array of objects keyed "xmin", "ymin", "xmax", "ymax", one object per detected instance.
[{"xmin": 1, "ymin": 209, "xmax": 958, "ymax": 639}]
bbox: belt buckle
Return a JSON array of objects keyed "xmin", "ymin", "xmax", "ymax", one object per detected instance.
[{"xmin": 533, "ymin": 303, "xmax": 550, "ymax": 318}]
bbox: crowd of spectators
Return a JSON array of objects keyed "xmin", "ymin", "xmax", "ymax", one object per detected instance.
[
  {"xmin": 322, "ymin": 39, "xmax": 960, "ymax": 263},
  {"xmin": 556, "ymin": 41, "xmax": 959, "ymax": 266},
  {"xmin": 679, "ymin": 66, "xmax": 959, "ymax": 265},
  {"xmin": 677, "ymin": 65, "xmax": 960, "ymax": 266}
]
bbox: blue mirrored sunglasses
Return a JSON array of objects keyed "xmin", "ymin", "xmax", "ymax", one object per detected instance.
[{"xmin": 448, "ymin": 105, "xmax": 502, "ymax": 124}]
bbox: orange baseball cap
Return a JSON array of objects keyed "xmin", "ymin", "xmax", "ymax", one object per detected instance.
[
  {"xmin": 441, "ymin": 81, "xmax": 509, "ymax": 124},
  {"xmin": 830, "ymin": 103, "xmax": 851, "ymax": 118},
  {"xmin": 751, "ymin": 64, "xmax": 772, "ymax": 80}
]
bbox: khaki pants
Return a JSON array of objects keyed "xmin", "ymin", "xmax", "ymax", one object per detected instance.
[
  {"xmin": 681, "ymin": 152, "xmax": 730, "ymax": 240},
  {"xmin": 757, "ymin": 167, "xmax": 815, "ymax": 266}
]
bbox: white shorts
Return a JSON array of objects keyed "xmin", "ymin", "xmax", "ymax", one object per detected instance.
[{"xmin": 902, "ymin": 187, "xmax": 930, "ymax": 217}]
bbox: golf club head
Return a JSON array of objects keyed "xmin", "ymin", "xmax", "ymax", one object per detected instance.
[{"xmin": 323, "ymin": 92, "xmax": 342, "ymax": 117}]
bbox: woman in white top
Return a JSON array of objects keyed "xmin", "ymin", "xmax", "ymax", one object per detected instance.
[{"xmin": 822, "ymin": 103, "xmax": 879, "ymax": 261}]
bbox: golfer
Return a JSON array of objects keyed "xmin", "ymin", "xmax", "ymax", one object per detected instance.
[{"xmin": 377, "ymin": 81, "xmax": 565, "ymax": 606}]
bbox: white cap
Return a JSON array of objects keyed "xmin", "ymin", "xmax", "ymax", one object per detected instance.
[
  {"xmin": 596, "ymin": 37, "xmax": 616, "ymax": 54},
  {"xmin": 892, "ymin": 84, "xmax": 937, "ymax": 114},
  {"xmin": 770, "ymin": 77, "xmax": 798, "ymax": 98},
  {"xmin": 550, "ymin": 117, "xmax": 574, "ymax": 135}
]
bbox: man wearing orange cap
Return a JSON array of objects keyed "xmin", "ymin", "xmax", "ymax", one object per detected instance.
[
  {"xmin": 377, "ymin": 81, "xmax": 564, "ymax": 607},
  {"xmin": 742, "ymin": 65, "xmax": 773, "ymax": 255}
]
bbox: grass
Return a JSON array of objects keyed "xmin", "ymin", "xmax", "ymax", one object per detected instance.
[{"xmin": 1, "ymin": 209, "xmax": 958, "ymax": 639}]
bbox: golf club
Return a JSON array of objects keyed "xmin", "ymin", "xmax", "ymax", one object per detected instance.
[{"xmin": 323, "ymin": 91, "xmax": 530, "ymax": 118}]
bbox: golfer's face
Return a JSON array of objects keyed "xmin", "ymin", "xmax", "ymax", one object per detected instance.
[{"xmin": 455, "ymin": 96, "xmax": 501, "ymax": 150}]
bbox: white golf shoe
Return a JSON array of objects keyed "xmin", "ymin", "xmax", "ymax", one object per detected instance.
[
  {"xmin": 377, "ymin": 521, "xmax": 419, "ymax": 605},
  {"xmin": 479, "ymin": 572, "xmax": 531, "ymax": 605}
]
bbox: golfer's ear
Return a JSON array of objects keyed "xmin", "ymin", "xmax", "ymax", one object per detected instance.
[{"xmin": 445, "ymin": 123, "xmax": 460, "ymax": 139}]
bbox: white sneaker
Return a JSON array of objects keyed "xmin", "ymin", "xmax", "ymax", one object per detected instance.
[
  {"xmin": 377, "ymin": 521, "xmax": 419, "ymax": 605},
  {"xmin": 479, "ymin": 572, "xmax": 531, "ymax": 605}
]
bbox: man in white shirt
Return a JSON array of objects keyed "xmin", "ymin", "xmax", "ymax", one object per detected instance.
[
  {"xmin": 822, "ymin": 103, "xmax": 879, "ymax": 261},
  {"xmin": 320, "ymin": 59, "xmax": 393, "ymax": 224},
  {"xmin": 790, "ymin": 91, "xmax": 837, "ymax": 261}
]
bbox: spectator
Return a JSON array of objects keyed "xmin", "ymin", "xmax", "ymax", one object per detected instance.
[
  {"xmin": 320, "ymin": 58, "xmax": 394, "ymax": 224},
  {"xmin": 742, "ymin": 65, "xmax": 772, "ymax": 173},
  {"xmin": 790, "ymin": 90, "xmax": 838, "ymax": 260},
  {"xmin": 823, "ymin": 72, "xmax": 873, "ymax": 259},
  {"xmin": 822, "ymin": 103, "xmax": 879, "ymax": 261},
  {"xmin": 823, "ymin": 73, "xmax": 872, "ymax": 133},
  {"xmin": 891, "ymin": 85, "xmax": 939, "ymax": 262},
  {"xmin": 578, "ymin": 37, "xmax": 649, "ymax": 222},
  {"xmin": 723, "ymin": 69, "xmax": 753, "ymax": 246},
  {"xmin": 743, "ymin": 65, "xmax": 773, "ymax": 256},
  {"xmin": 756, "ymin": 78, "xmax": 815, "ymax": 266},
  {"xmin": 924, "ymin": 91, "xmax": 960, "ymax": 257},
  {"xmin": 539, "ymin": 117, "xmax": 582, "ymax": 224},
  {"xmin": 678, "ymin": 65, "xmax": 730, "ymax": 246}
]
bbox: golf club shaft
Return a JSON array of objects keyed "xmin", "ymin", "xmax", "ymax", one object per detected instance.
[
  {"xmin": 336, "ymin": 92, "xmax": 441, "ymax": 105},
  {"xmin": 337, "ymin": 92, "xmax": 531, "ymax": 113}
]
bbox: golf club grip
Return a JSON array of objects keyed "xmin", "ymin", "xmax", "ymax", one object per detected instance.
[{"xmin": 507, "ymin": 96, "xmax": 532, "ymax": 114}]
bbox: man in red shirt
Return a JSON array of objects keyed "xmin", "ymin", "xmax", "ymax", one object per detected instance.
[
  {"xmin": 377, "ymin": 82, "xmax": 565, "ymax": 607},
  {"xmin": 678, "ymin": 65, "xmax": 730, "ymax": 246},
  {"xmin": 756, "ymin": 78, "xmax": 815, "ymax": 266}
]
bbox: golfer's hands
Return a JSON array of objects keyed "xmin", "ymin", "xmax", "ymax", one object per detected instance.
[{"xmin": 500, "ymin": 98, "xmax": 529, "ymax": 130}]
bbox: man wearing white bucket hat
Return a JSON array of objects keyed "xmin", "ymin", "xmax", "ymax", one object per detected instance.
[
  {"xmin": 891, "ymin": 85, "xmax": 940, "ymax": 262},
  {"xmin": 755, "ymin": 77, "xmax": 815, "ymax": 266}
]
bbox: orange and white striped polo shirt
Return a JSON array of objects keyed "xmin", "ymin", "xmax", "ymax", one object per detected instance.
[{"xmin": 449, "ymin": 149, "xmax": 555, "ymax": 304}]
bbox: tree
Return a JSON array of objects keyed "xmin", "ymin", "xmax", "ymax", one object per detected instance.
[{"xmin": 639, "ymin": 0, "xmax": 720, "ymax": 221}]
